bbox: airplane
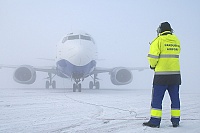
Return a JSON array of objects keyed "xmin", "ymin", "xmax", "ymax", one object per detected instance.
[{"xmin": 0, "ymin": 31, "xmax": 148, "ymax": 92}]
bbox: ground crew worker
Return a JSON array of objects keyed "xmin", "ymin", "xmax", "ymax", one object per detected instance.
[{"xmin": 143, "ymin": 22, "xmax": 181, "ymax": 128}]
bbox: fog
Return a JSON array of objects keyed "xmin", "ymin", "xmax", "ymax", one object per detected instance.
[{"xmin": 0, "ymin": 0, "xmax": 200, "ymax": 91}]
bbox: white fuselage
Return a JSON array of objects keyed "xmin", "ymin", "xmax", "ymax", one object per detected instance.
[{"xmin": 55, "ymin": 32, "xmax": 97, "ymax": 79}]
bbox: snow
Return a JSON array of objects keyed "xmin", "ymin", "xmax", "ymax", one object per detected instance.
[{"xmin": 0, "ymin": 87, "xmax": 200, "ymax": 133}]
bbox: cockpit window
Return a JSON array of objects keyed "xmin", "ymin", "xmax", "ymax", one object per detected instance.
[
  {"xmin": 62, "ymin": 35, "xmax": 79, "ymax": 43},
  {"xmin": 80, "ymin": 35, "xmax": 91, "ymax": 40},
  {"xmin": 62, "ymin": 37, "xmax": 68, "ymax": 43},
  {"xmin": 68, "ymin": 35, "xmax": 79, "ymax": 40},
  {"xmin": 62, "ymin": 34, "xmax": 95, "ymax": 44}
]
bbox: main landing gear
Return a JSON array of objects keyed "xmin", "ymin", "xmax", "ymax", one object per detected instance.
[
  {"xmin": 45, "ymin": 73, "xmax": 56, "ymax": 89},
  {"xmin": 89, "ymin": 74, "xmax": 100, "ymax": 89}
]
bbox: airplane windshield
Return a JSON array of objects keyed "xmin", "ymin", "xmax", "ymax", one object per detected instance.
[
  {"xmin": 80, "ymin": 35, "xmax": 91, "ymax": 41},
  {"xmin": 62, "ymin": 34, "xmax": 94, "ymax": 43},
  {"xmin": 68, "ymin": 35, "xmax": 79, "ymax": 40}
]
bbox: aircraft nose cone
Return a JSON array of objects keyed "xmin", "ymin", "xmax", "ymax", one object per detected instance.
[{"xmin": 65, "ymin": 44, "xmax": 93, "ymax": 66}]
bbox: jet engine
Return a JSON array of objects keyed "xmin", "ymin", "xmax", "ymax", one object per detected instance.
[
  {"xmin": 13, "ymin": 65, "xmax": 36, "ymax": 84},
  {"xmin": 110, "ymin": 67, "xmax": 133, "ymax": 85}
]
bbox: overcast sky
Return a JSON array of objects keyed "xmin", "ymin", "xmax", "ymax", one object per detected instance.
[{"xmin": 0, "ymin": 0, "xmax": 200, "ymax": 90}]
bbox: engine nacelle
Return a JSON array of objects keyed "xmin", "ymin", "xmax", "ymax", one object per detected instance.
[
  {"xmin": 110, "ymin": 67, "xmax": 133, "ymax": 85},
  {"xmin": 13, "ymin": 65, "xmax": 36, "ymax": 84}
]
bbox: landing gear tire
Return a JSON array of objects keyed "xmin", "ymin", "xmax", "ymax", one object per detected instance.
[
  {"xmin": 46, "ymin": 81, "xmax": 50, "ymax": 89},
  {"xmin": 78, "ymin": 84, "xmax": 81, "ymax": 92},
  {"xmin": 95, "ymin": 81, "xmax": 100, "ymax": 89},
  {"xmin": 89, "ymin": 81, "xmax": 93, "ymax": 89},
  {"xmin": 73, "ymin": 83, "xmax": 82, "ymax": 92},
  {"xmin": 73, "ymin": 83, "xmax": 76, "ymax": 92},
  {"xmin": 52, "ymin": 80, "xmax": 56, "ymax": 89}
]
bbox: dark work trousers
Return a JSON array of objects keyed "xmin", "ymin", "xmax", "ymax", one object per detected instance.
[{"xmin": 150, "ymin": 85, "xmax": 180, "ymax": 125}]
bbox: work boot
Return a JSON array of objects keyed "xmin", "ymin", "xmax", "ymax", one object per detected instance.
[
  {"xmin": 143, "ymin": 121, "xmax": 160, "ymax": 128},
  {"xmin": 172, "ymin": 122, "xmax": 179, "ymax": 127}
]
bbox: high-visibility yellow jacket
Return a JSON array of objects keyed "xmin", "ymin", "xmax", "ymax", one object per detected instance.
[{"xmin": 147, "ymin": 31, "xmax": 181, "ymax": 85}]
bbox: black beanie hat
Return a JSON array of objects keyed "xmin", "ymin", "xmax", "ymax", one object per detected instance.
[{"xmin": 160, "ymin": 22, "xmax": 172, "ymax": 33}]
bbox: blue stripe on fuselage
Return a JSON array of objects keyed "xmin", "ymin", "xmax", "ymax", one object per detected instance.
[{"xmin": 56, "ymin": 59, "xmax": 96, "ymax": 79}]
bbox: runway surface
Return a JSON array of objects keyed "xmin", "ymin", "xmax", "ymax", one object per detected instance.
[{"xmin": 0, "ymin": 87, "xmax": 199, "ymax": 133}]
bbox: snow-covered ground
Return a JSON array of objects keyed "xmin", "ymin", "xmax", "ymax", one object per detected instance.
[{"xmin": 0, "ymin": 87, "xmax": 199, "ymax": 133}]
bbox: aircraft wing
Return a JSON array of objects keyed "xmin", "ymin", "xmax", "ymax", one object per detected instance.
[
  {"xmin": 34, "ymin": 67, "xmax": 57, "ymax": 74},
  {"xmin": 90, "ymin": 66, "xmax": 149, "ymax": 86},
  {"xmin": 92, "ymin": 67, "xmax": 149, "ymax": 75},
  {"xmin": 0, "ymin": 64, "xmax": 18, "ymax": 69},
  {"xmin": 0, "ymin": 64, "xmax": 57, "ymax": 74}
]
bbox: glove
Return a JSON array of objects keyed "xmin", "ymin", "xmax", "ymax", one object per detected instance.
[{"xmin": 150, "ymin": 65, "xmax": 155, "ymax": 70}]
